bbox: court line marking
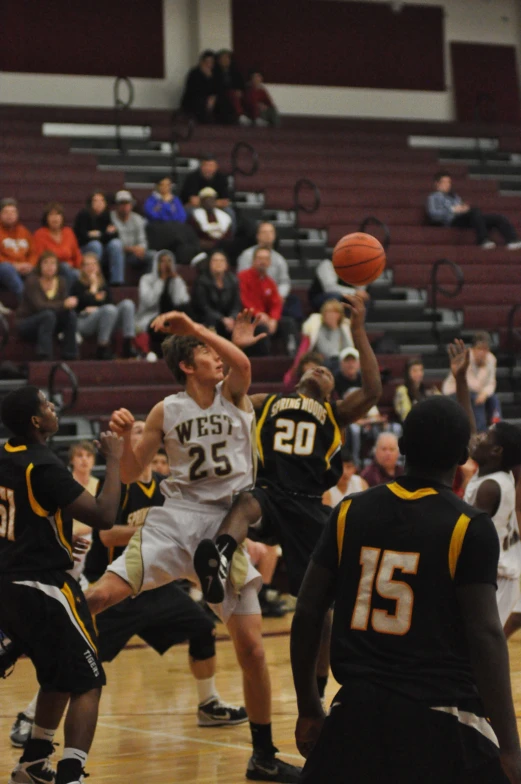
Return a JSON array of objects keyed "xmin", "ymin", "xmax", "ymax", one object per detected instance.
[{"xmin": 97, "ymin": 719, "xmax": 302, "ymax": 761}]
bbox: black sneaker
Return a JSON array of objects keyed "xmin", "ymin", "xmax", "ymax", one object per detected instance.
[
  {"xmin": 10, "ymin": 712, "xmax": 33, "ymax": 748},
  {"xmin": 9, "ymin": 743, "xmax": 55, "ymax": 784},
  {"xmin": 193, "ymin": 538, "xmax": 228, "ymax": 604},
  {"xmin": 56, "ymin": 758, "xmax": 87, "ymax": 784},
  {"xmin": 197, "ymin": 697, "xmax": 248, "ymax": 727},
  {"xmin": 246, "ymin": 750, "xmax": 302, "ymax": 782}
]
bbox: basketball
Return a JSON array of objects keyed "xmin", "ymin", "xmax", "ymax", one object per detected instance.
[{"xmin": 332, "ymin": 232, "xmax": 386, "ymax": 286}]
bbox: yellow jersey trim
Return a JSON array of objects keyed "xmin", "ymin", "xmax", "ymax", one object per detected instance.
[
  {"xmin": 136, "ymin": 480, "xmax": 157, "ymax": 500},
  {"xmin": 61, "ymin": 582, "xmax": 98, "ymax": 655},
  {"xmin": 324, "ymin": 402, "xmax": 343, "ymax": 469},
  {"xmin": 255, "ymin": 394, "xmax": 277, "ymax": 465},
  {"xmin": 121, "ymin": 484, "xmax": 131, "ymax": 511},
  {"xmin": 55, "ymin": 508, "xmax": 72, "ymax": 557},
  {"xmin": 448, "ymin": 513, "xmax": 471, "ymax": 579},
  {"xmin": 337, "ymin": 498, "xmax": 352, "ymax": 566},
  {"xmin": 387, "ymin": 482, "xmax": 438, "ymax": 501},
  {"xmin": 25, "ymin": 463, "xmax": 49, "ymax": 517},
  {"xmin": 5, "ymin": 442, "xmax": 27, "ymax": 453}
]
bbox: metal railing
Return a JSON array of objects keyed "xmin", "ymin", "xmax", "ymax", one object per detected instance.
[
  {"xmin": 48, "ymin": 363, "xmax": 78, "ymax": 416},
  {"xmin": 293, "ymin": 178, "xmax": 321, "ymax": 262},
  {"xmin": 358, "ymin": 216, "xmax": 391, "ymax": 251},
  {"xmin": 430, "ymin": 259, "xmax": 464, "ymax": 346},
  {"xmin": 113, "ymin": 76, "xmax": 134, "ymax": 154},
  {"xmin": 171, "ymin": 112, "xmax": 195, "ymax": 179},
  {"xmin": 506, "ymin": 303, "xmax": 521, "ymax": 390},
  {"xmin": 229, "ymin": 141, "xmax": 259, "ymax": 202},
  {"xmin": 474, "ymin": 91, "xmax": 496, "ymax": 164}
]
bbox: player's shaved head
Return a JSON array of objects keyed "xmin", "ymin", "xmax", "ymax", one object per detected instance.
[
  {"xmin": 1, "ymin": 385, "xmax": 44, "ymax": 437},
  {"xmin": 400, "ymin": 396, "xmax": 470, "ymax": 472}
]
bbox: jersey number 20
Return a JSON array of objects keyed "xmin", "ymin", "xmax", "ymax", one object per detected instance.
[
  {"xmin": 273, "ymin": 418, "xmax": 317, "ymax": 456},
  {"xmin": 351, "ymin": 547, "xmax": 420, "ymax": 636},
  {"xmin": 0, "ymin": 486, "xmax": 15, "ymax": 541}
]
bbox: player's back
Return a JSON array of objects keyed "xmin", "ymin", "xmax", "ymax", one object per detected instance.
[
  {"xmin": 256, "ymin": 393, "xmax": 342, "ymax": 495},
  {"xmin": 161, "ymin": 382, "xmax": 255, "ymax": 508},
  {"xmin": 327, "ymin": 475, "xmax": 497, "ymax": 704}
]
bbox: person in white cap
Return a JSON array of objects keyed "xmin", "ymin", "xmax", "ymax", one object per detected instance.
[
  {"xmin": 188, "ymin": 187, "xmax": 233, "ymax": 251},
  {"xmin": 110, "ymin": 190, "xmax": 154, "ymax": 273}
]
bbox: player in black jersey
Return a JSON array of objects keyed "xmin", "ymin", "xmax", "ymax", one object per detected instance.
[
  {"xmin": 0, "ymin": 386, "xmax": 121, "ymax": 784},
  {"xmin": 291, "ymin": 395, "xmax": 521, "ymax": 784}
]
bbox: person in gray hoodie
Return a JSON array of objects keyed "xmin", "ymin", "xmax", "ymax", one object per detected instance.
[{"xmin": 135, "ymin": 249, "xmax": 191, "ymax": 358}]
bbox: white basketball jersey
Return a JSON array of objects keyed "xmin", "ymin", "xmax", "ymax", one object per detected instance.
[
  {"xmin": 328, "ymin": 475, "xmax": 364, "ymax": 507},
  {"xmin": 161, "ymin": 381, "xmax": 255, "ymax": 509},
  {"xmin": 465, "ymin": 470, "xmax": 521, "ymax": 579}
]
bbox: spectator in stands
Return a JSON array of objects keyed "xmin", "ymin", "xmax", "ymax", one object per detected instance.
[
  {"xmin": 0, "ymin": 197, "xmax": 36, "ymax": 297},
  {"xmin": 151, "ymin": 448, "xmax": 169, "ymax": 477},
  {"xmin": 334, "ymin": 347, "xmax": 361, "ymax": 398},
  {"xmin": 244, "ymin": 70, "xmax": 280, "ymax": 127},
  {"xmin": 74, "ymin": 192, "xmax": 125, "ymax": 285},
  {"xmin": 191, "ymin": 250, "xmax": 241, "ymax": 337},
  {"xmin": 361, "ymin": 432, "xmax": 403, "ymax": 487},
  {"xmin": 33, "ymin": 202, "xmax": 82, "ymax": 291},
  {"xmin": 238, "ymin": 246, "xmax": 298, "ymax": 356},
  {"xmin": 144, "ymin": 177, "xmax": 187, "ymax": 224},
  {"xmin": 322, "ymin": 447, "xmax": 368, "ymax": 507},
  {"xmin": 237, "ymin": 222, "xmax": 302, "ymax": 321},
  {"xmin": 308, "ymin": 258, "xmax": 366, "ymax": 311},
  {"xmin": 283, "ymin": 350, "xmax": 325, "ymax": 392},
  {"xmin": 442, "ymin": 331, "xmax": 501, "ymax": 431},
  {"xmin": 180, "ymin": 154, "xmax": 236, "ymax": 228},
  {"xmin": 188, "ymin": 187, "xmax": 233, "ymax": 251},
  {"xmin": 16, "ymin": 251, "xmax": 78, "ymax": 360},
  {"xmin": 71, "ymin": 253, "xmax": 136, "ymax": 360},
  {"xmin": 214, "ymin": 49, "xmax": 249, "ymax": 126},
  {"xmin": 110, "ymin": 190, "xmax": 154, "ymax": 273},
  {"xmin": 134, "ymin": 250, "xmax": 191, "ymax": 360},
  {"xmin": 394, "ymin": 357, "xmax": 439, "ymax": 422},
  {"xmin": 143, "ymin": 178, "xmax": 200, "ymax": 266},
  {"xmin": 426, "ymin": 171, "xmax": 521, "ymax": 249},
  {"xmin": 181, "ymin": 50, "xmax": 217, "ymax": 123}
]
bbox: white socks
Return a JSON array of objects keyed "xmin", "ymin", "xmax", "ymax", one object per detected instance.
[
  {"xmin": 196, "ymin": 676, "xmax": 218, "ymax": 705},
  {"xmin": 62, "ymin": 747, "xmax": 88, "ymax": 767},
  {"xmin": 31, "ymin": 725, "xmax": 55, "ymax": 742},
  {"xmin": 24, "ymin": 693, "xmax": 38, "ymax": 721}
]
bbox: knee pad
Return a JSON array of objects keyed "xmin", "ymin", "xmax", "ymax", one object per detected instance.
[{"xmin": 189, "ymin": 626, "xmax": 216, "ymax": 661}]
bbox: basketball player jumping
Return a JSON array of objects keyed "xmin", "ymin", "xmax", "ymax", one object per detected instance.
[{"xmin": 85, "ymin": 309, "xmax": 301, "ymax": 783}]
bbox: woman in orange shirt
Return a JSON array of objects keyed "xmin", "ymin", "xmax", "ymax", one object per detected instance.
[{"xmin": 33, "ymin": 202, "xmax": 82, "ymax": 291}]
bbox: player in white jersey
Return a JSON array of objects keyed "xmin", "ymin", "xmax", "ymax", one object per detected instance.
[
  {"xmin": 465, "ymin": 422, "xmax": 521, "ymax": 625},
  {"xmin": 85, "ymin": 309, "xmax": 301, "ymax": 783}
]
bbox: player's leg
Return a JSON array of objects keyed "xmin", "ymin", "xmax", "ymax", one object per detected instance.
[
  {"xmin": 226, "ymin": 594, "xmax": 301, "ymax": 782},
  {"xmin": 496, "ymin": 576, "xmax": 520, "ymax": 628},
  {"xmin": 85, "ymin": 570, "xmax": 133, "ymax": 616},
  {"xmin": 194, "ymin": 491, "xmax": 263, "ymax": 604},
  {"xmin": 504, "ymin": 610, "xmax": 521, "ymax": 638}
]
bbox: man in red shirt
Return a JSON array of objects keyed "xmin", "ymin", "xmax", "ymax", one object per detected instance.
[{"xmin": 238, "ymin": 247, "xmax": 298, "ymax": 355}]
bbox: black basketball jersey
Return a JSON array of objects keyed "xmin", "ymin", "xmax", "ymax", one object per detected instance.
[
  {"xmin": 0, "ymin": 440, "xmax": 84, "ymax": 574},
  {"xmin": 313, "ymin": 476, "xmax": 499, "ymax": 705},
  {"xmin": 85, "ymin": 473, "xmax": 164, "ymax": 582},
  {"xmin": 256, "ymin": 393, "xmax": 342, "ymax": 496}
]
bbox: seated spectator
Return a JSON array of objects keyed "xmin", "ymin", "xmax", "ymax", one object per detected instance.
[
  {"xmin": 192, "ymin": 250, "xmax": 241, "ymax": 337},
  {"xmin": 237, "ymin": 222, "xmax": 302, "ymax": 321},
  {"xmin": 33, "ymin": 202, "xmax": 82, "ymax": 291},
  {"xmin": 361, "ymin": 432, "xmax": 404, "ymax": 487},
  {"xmin": 74, "ymin": 192, "xmax": 125, "ymax": 285},
  {"xmin": 110, "ymin": 190, "xmax": 154, "ymax": 273},
  {"xmin": 16, "ymin": 251, "xmax": 78, "ymax": 360},
  {"xmin": 214, "ymin": 49, "xmax": 249, "ymax": 126},
  {"xmin": 442, "ymin": 331, "xmax": 501, "ymax": 431},
  {"xmin": 151, "ymin": 448, "xmax": 169, "ymax": 477},
  {"xmin": 322, "ymin": 448, "xmax": 368, "ymax": 507},
  {"xmin": 180, "ymin": 50, "xmax": 217, "ymax": 124},
  {"xmin": 394, "ymin": 357, "xmax": 439, "ymax": 422},
  {"xmin": 144, "ymin": 177, "xmax": 187, "ymax": 224},
  {"xmin": 143, "ymin": 178, "xmax": 200, "ymax": 266},
  {"xmin": 181, "ymin": 154, "xmax": 236, "ymax": 232},
  {"xmin": 0, "ymin": 197, "xmax": 36, "ymax": 298},
  {"xmin": 188, "ymin": 188, "xmax": 233, "ymax": 250},
  {"xmin": 426, "ymin": 171, "xmax": 521, "ymax": 249},
  {"xmin": 134, "ymin": 250, "xmax": 191, "ymax": 360},
  {"xmin": 71, "ymin": 253, "xmax": 136, "ymax": 360},
  {"xmin": 244, "ymin": 70, "xmax": 280, "ymax": 127},
  {"xmin": 308, "ymin": 258, "xmax": 362, "ymax": 311},
  {"xmin": 334, "ymin": 347, "xmax": 361, "ymax": 398},
  {"xmin": 238, "ymin": 247, "xmax": 298, "ymax": 356}
]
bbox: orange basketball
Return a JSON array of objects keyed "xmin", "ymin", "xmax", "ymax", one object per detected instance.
[{"xmin": 332, "ymin": 232, "xmax": 386, "ymax": 286}]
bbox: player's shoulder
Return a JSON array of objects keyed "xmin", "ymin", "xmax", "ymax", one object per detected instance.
[{"xmin": 436, "ymin": 484, "xmax": 487, "ymax": 520}]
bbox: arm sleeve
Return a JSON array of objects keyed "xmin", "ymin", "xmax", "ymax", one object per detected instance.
[
  {"xmin": 454, "ymin": 513, "xmax": 499, "ymax": 587},
  {"xmin": 311, "ymin": 511, "xmax": 339, "ymax": 574},
  {"xmin": 173, "ymin": 197, "xmax": 187, "ymax": 224},
  {"xmin": 31, "ymin": 463, "xmax": 85, "ymax": 514},
  {"xmin": 143, "ymin": 195, "xmax": 160, "ymax": 221},
  {"xmin": 238, "ymin": 272, "xmax": 255, "ymax": 310},
  {"xmin": 67, "ymin": 228, "xmax": 83, "ymax": 269},
  {"xmin": 274, "ymin": 255, "xmax": 291, "ymax": 298},
  {"xmin": 136, "ymin": 216, "xmax": 148, "ymax": 249}
]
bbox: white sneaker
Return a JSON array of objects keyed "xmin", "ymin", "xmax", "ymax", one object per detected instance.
[
  {"xmin": 480, "ymin": 240, "xmax": 496, "ymax": 249},
  {"xmin": 145, "ymin": 352, "xmax": 158, "ymax": 363},
  {"xmin": 254, "ymin": 117, "xmax": 269, "ymax": 127},
  {"xmin": 238, "ymin": 115, "xmax": 252, "ymax": 126},
  {"xmin": 507, "ymin": 241, "xmax": 521, "ymax": 250}
]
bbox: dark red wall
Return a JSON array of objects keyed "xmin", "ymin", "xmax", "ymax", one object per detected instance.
[
  {"xmin": 0, "ymin": 0, "xmax": 164, "ymax": 78},
  {"xmin": 232, "ymin": 0, "xmax": 445, "ymax": 91}
]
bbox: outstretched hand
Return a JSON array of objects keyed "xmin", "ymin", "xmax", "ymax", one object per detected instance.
[
  {"xmin": 343, "ymin": 294, "xmax": 366, "ymax": 331},
  {"xmin": 448, "ymin": 338, "xmax": 469, "ymax": 381},
  {"xmin": 109, "ymin": 408, "xmax": 135, "ymax": 437},
  {"xmin": 231, "ymin": 308, "xmax": 268, "ymax": 349},
  {"xmin": 150, "ymin": 311, "xmax": 197, "ymax": 336}
]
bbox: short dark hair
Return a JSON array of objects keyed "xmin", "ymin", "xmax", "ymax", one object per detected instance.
[
  {"xmin": 434, "ymin": 171, "xmax": 451, "ymax": 182},
  {"xmin": 400, "ymin": 396, "xmax": 470, "ymax": 472},
  {"xmin": 494, "ymin": 422, "xmax": 521, "ymax": 472},
  {"xmin": 472, "ymin": 331, "xmax": 491, "ymax": 348},
  {"xmin": 69, "ymin": 440, "xmax": 96, "ymax": 463},
  {"xmin": 199, "ymin": 50, "xmax": 215, "ymax": 62},
  {"xmin": 162, "ymin": 335, "xmax": 206, "ymax": 385},
  {"xmin": 1, "ymin": 385, "xmax": 42, "ymax": 437},
  {"xmin": 42, "ymin": 202, "xmax": 65, "ymax": 227}
]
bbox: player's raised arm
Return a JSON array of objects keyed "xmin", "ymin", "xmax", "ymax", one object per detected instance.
[
  {"xmin": 110, "ymin": 404, "xmax": 164, "ymax": 483},
  {"xmin": 449, "ymin": 338, "xmax": 477, "ymax": 435},
  {"xmin": 335, "ymin": 294, "xmax": 382, "ymax": 427}
]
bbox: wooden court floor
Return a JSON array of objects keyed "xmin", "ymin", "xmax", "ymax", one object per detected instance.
[{"xmin": 3, "ymin": 616, "xmax": 521, "ymax": 782}]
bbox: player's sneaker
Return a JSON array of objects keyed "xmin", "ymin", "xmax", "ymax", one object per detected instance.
[
  {"xmin": 10, "ymin": 712, "xmax": 33, "ymax": 748},
  {"xmin": 246, "ymin": 749, "xmax": 302, "ymax": 782},
  {"xmin": 9, "ymin": 744, "xmax": 55, "ymax": 784},
  {"xmin": 197, "ymin": 697, "xmax": 248, "ymax": 727},
  {"xmin": 194, "ymin": 538, "xmax": 228, "ymax": 604}
]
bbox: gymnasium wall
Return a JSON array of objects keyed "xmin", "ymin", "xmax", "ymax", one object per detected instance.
[{"xmin": 0, "ymin": 0, "xmax": 519, "ymax": 122}]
